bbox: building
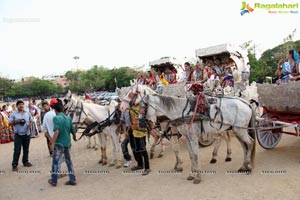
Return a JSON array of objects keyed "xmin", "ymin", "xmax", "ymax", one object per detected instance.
[{"xmin": 42, "ymin": 73, "xmax": 70, "ymax": 89}]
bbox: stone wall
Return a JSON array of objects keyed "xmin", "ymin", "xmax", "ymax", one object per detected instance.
[{"xmin": 257, "ymin": 81, "xmax": 300, "ymax": 112}]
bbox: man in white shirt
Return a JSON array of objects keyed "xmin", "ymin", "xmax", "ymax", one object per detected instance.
[{"xmin": 42, "ymin": 99, "xmax": 57, "ymax": 156}]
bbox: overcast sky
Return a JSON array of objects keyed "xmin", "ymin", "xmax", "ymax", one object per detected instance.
[{"xmin": 0, "ymin": 0, "xmax": 300, "ymax": 79}]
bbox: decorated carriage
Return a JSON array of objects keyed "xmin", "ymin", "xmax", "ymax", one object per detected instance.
[
  {"xmin": 256, "ymin": 81, "xmax": 300, "ymax": 149},
  {"xmin": 195, "ymin": 43, "xmax": 251, "ymax": 96},
  {"xmin": 149, "ymin": 57, "xmax": 186, "ymax": 96}
]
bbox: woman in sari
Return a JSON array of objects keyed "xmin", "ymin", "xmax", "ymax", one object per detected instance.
[
  {"xmin": 0, "ymin": 105, "xmax": 14, "ymax": 143},
  {"xmin": 28, "ymin": 103, "xmax": 39, "ymax": 138},
  {"xmin": 288, "ymin": 50, "xmax": 300, "ymax": 81},
  {"xmin": 222, "ymin": 57, "xmax": 235, "ymax": 87}
]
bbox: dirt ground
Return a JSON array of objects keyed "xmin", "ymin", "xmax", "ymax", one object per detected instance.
[{"xmin": 0, "ymin": 129, "xmax": 300, "ymax": 200}]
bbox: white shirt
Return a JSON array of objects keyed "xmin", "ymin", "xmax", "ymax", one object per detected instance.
[{"xmin": 42, "ymin": 110, "xmax": 56, "ymax": 138}]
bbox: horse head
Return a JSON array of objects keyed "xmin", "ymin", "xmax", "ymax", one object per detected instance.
[{"xmin": 120, "ymin": 82, "xmax": 155, "ymax": 112}]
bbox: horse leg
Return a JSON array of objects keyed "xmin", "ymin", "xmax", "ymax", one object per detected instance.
[
  {"xmin": 93, "ymin": 135, "xmax": 99, "ymax": 151},
  {"xmin": 158, "ymin": 139, "xmax": 165, "ymax": 158},
  {"xmin": 109, "ymin": 130, "xmax": 122, "ymax": 169},
  {"xmin": 150, "ymin": 137, "xmax": 159, "ymax": 159},
  {"xmin": 87, "ymin": 136, "xmax": 92, "ymax": 149},
  {"xmin": 224, "ymin": 131, "xmax": 232, "ymax": 162},
  {"xmin": 171, "ymin": 136, "xmax": 183, "ymax": 172},
  {"xmin": 185, "ymin": 130, "xmax": 202, "ymax": 184},
  {"xmin": 235, "ymin": 129, "xmax": 253, "ymax": 173},
  {"xmin": 210, "ymin": 133, "xmax": 221, "ymax": 164},
  {"xmin": 98, "ymin": 133, "xmax": 107, "ymax": 165}
]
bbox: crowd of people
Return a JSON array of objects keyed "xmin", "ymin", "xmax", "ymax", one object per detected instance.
[
  {"xmin": 7, "ymin": 98, "xmax": 77, "ymax": 186},
  {"xmin": 0, "ymin": 99, "xmax": 43, "ymax": 144},
  {"xmin": 135, "ymin": 57, "xmax": 239, "ymax": 91},
  {"xmin": 2, "ymin": 50, "xmax": 299, "ymax": 188},
  {"xmin": 275, "ymin": 50, "xmax": 300, "ymax": 83}
]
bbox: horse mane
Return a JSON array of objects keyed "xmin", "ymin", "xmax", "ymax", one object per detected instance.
[{"xmin": 152, "ymin": 94, "xmax": 176, "ymax": 111}]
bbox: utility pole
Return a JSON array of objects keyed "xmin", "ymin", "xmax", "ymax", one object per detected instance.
[{"xmin": 73, "ymin": 56, "xmax": 79, "ymax": 70}]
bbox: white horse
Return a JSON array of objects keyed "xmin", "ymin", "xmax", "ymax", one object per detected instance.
[
  {"xmin": 122, "ymin": 88, "xmax": 256, "ymax": 184},
  {"xmin": 202, "ymin": 79, "xmax": 258, "ymax": 164},
  {"xmin": 64, "ymin": 91, "xmax": 122, "ymax": 168},
  {"xmin": 120, "ymin": 82, "xmax": 184, "ymax": 171}
]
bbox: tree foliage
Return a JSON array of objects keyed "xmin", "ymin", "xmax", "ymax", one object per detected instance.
[
  {"xmin": 246, "ymin": 39, "xmax": 300, "ymax": 83},
  {"xmin": 65, "ymin": 66, "xmax": 137, "ymax": 92},
  {"xmin": 0, "ymin": 77, "xmax": 62, "ymax": 99}
]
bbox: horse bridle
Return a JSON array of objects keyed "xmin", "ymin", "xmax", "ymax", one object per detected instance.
[{"xmin": 64, "ymin": 97, "xmax": 88, "ymax": 130}]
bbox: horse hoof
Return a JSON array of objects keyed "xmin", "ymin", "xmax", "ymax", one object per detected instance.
[
  {"xmin": 238, "ymin": 167, "xmax": 251, "ymax": 174},
  {"xmin": 94, "ymin": 147, "xmax": 99, "ymax": 151},
  {"xmin": 98, "ymin": 160, "xmax": 103, "ymax": 164},
  {"xmin": 245, "ymin": 168, "xmax": 252, "ymax": 174},
  {"xmin": 102, "ymin": 162, "xmax": 107, "ymax": 166},
  {"xmin": 238, "ymin": 167, "xmax": 246, "ymax": 172},
  {"xmin": 157, "ymin": 154, "xmax": 164, "ymax": 158},
  {"xmin": 115, "ymin": 165, "xmax": 122, "ymax": 169},
  {"xmin": 150, "ymin": 153, "xmax": 154, "ymax": 159},
  {"xmin": 108, "ymin": 163, "xmax": 115, "ymax": 167},
  {"xmin": 87, "ymin": 145, "xmax": 91, "ymax": 149},
  {"xmin": 210, "ymin": 159, "xmax": 217, "ymax": 164},
  {"xmin": 225, "ymin": 157, "xmax": 232, "ymax": 162},
  {"xmin": 175, "ymin": 167, "xmax": 183, "ymax": 172},
  {"xmin": 187, "ymin": 176, "xmax": 195, "ymax": 181},
  {"xmin": 193, "ymin": 178, "xmax": 201, "ymax": 184}
]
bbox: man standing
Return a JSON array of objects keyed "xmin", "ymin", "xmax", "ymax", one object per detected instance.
[
  {"xmin": 9, "ymin": 100, "xmax": 33, "ymax": 171},
  {"xmin": 42, "ymin": 99, "xmax": 57, "ymax": 156},
  {"xmin": 116, "ymin": 108, "xmax": 132, "ymax": 168},
  {"xmin": 48, "ymin": 101, "xmax": 77, "ymax": 187},
  {"xmin": 129, "ymin": 103, "xmax": 151, "ymax": 176}
]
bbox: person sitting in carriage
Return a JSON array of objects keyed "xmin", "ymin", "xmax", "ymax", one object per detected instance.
[
  {"xmin": 165, "ymin": 68, "xmax": 178, "ymax": 84},
  {"xmin": 221, "ymin": 57, "xmax": 234, "ymax": 87},
  {"xmin": 275, "ymin": 57, "xmax": 290, "ymax": 84},
  {"xmin": 204, "ymin": 59, "xmax": 213, "ymax": 79},
  {"xmin": 181, "ymin": 62, "xmax": 194, "ymax": 84},
  {"xmin": 155, "ymin": 68, "xmax": 169, "ymax": 86},
  {"xmin": 287, "ymin": 50, "xmax": 300, "ymax": 81},
  {"xmin": 136, "ymin": 73, "xmax": 145, "ymax": 85},
  {"xmin": 145, "ymin": 70, "xmax": 157, "ymax": 87},
  {"xmin": 193, "ymin": 61, "xmax": 207, "ymax": 84},
  {"xmin": 210, "ymin": 68, "xmax": 219, "ymax": 81},
  {"xmin": 213, "ymin": 58, "xmax": 223, "ymax": 76}
]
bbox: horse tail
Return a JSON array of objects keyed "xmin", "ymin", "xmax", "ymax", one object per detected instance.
[{"xmin": 248, "ymin": 105, "xmax": 256, "ymax": 168}]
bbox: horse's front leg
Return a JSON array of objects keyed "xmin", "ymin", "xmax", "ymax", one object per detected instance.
[
  {"xmin": 93, "ymin": 134, "xmax": 99, "ymax": 151},
  {"xmin": 158, "ymin": 140, "xmax": 165, "ymax": 158},
  {"xmin": 148, "ymin": 121, "xmax": 158, "ymax": 159},
  {"xmin": 87, "ymin": 136, "xmax": 92, "ymax": 149},
  {"xmin": 98, "ymin": 133, "xmax": 107, "ymax": 165},
  {"xmin": 171, "ymin": 135, "xmax": 183, "ymax": 172},
  {"xmin": 185, "ymin": 128, "xmax": 202, "ymax": 184},
  {"xmin": 150, "ymin": 142, "xmax": 156, "ymax": 159},
  {"xmin": 235, "ymin": 129, "xmax": 253, "ymax": 173},
  {"xmin": 108, "ymin": 128, "xmax": 122, "ymax": 169}
]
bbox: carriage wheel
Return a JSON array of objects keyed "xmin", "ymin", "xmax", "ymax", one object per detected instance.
[
  {"xmin": 257, "ymin": 114, "xmax": 282, "ymax": 149},
  {"xmin": 198, "ymin": 136, "xmax": 215, "ymax": 147}
]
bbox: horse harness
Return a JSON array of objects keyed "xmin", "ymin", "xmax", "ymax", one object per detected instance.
[{"xmin": 64, "ymin": 97, "xmax": 121, "ymax": 141}]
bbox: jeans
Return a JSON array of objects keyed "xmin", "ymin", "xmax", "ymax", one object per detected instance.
[
  {"xmin": 121, "ymin": 138, "xmax": 131, "ymax": 161},
  {"xmin": 51, "ymin": 146, "xmax": 76, "ymax": 184},
  {"xmin": 12, "ymin": 134, "xmax": 31, "ymax": 166},
  {"xmin": 129, "ymin": 133, "xmax": 149, "ymax": 170}
]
